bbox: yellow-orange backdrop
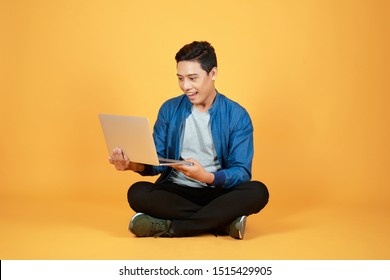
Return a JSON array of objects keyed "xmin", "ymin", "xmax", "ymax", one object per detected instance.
[{"xmin": 1, "ymin": 0, "xmax": 389, "ymax": 259}]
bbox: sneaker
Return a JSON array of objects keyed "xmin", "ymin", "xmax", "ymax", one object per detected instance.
[
  {"xmin": 227, "ymin": 216, "xmax": 247, "ymax": 239},
  {"xmin": 128, "ymin": 213, "xmax": 173, "ymax": 237}
]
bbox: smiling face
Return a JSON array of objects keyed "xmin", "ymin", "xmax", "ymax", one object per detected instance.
[{"xmin": 176, "ymin": 60, "xmax": 218, "ymax": 112}]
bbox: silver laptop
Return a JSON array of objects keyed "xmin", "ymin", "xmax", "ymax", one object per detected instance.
[{"xmin": 98, "ymin": 114, "xmax": 192, "ymax": 166}]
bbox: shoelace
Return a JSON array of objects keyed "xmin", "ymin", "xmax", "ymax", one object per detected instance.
[
  {"xmin": 153, "ymin": 231, "xmax": 173, "ymax": 238},
  {"xmin": 151, "ymin": 220, "xmax": 173, "ymax": 238}
]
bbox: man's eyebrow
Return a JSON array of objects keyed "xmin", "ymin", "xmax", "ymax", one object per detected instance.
[{"xmin": 176, "ymin": 73, "xmax": 199, "ymax": 77}]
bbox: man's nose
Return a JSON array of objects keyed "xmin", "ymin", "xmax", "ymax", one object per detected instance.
[{"xmin": 182, "ymin": 79, "xmax": 192, "ymax": 91}]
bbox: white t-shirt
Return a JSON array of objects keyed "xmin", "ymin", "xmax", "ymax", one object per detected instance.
[{"xmin": 170, "ymin": 107, "xmax": 221, "ymax": 188}]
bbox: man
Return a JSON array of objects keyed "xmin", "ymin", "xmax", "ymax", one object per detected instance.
[{"xmin": 109, "ymin": 41, "xmax": 269, "ymax": 239}]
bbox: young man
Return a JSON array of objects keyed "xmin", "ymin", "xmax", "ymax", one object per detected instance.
[{"xmin": 109, "ymin": 41, "xmax": 269, "ymax": 239}]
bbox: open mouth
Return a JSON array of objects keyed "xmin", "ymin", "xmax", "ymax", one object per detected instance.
[{"xmin": 186, "ymin": 92, "xmax": 198, "ymax": 99}]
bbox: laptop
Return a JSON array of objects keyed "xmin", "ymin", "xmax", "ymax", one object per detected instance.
[{"xmin": 98, "ymin": 114, "xmax": 193, "ymax": 166}]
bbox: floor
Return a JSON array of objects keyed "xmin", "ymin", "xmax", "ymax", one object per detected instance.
[{"xmin": 1, "ymin": 192, "xmax": 389, "ymax": 260}]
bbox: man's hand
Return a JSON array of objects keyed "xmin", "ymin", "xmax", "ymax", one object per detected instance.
[
  {"xmin": 109, "ymin": 147, "xmax": 145, "ymax": 172},
  {"xmin": 172, "ymin": 158, "xmax": 214, "ymax": 185}
]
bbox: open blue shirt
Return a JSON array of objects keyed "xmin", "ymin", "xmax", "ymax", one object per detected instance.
[{"xmin": 139, "ymin": 91, "xmax": 254, "ymax": 189}]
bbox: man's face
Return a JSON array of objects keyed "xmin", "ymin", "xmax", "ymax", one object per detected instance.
[{"xmin": 176, "ymin": 61, "xmax": 217, "ymax": 111}]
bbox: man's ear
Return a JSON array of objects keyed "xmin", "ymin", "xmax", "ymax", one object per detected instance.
[{"xmin": 210, "ymin": 67, "xmax": 218, "ymax": 81}]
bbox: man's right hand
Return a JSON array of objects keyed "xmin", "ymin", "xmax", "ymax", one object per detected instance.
[{"xmin": 109, "ymin": 147, "xmax": 145, "ymax": 172}]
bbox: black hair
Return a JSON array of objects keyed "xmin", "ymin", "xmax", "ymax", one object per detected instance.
[{"xmin": 175, "ymin": 41, "xmax": 217, "ymax": 73}]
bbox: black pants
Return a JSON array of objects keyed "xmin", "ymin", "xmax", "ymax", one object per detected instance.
[{"xmin": 127, "ymin": 180, "xmax": 269, "ymax": 237}]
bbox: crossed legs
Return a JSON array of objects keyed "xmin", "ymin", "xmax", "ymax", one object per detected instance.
[{"xmin": 127, "ymin": 180, "xmax": 269, "ymax": 237}]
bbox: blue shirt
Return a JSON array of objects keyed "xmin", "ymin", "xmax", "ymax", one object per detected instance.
[{"xmin": 139, "ymin": 91, "xmax": 254, "ymax": 189}]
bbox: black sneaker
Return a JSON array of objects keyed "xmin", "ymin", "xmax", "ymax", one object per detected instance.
[
  {"xmin": 227, "ymin": 216, "xmax": 247, "ymax": 239},
  {"xmin": 129, "ymin": 213, "xmax": 173, "ymax": 237}
]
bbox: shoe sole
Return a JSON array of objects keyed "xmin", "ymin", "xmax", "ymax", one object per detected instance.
[
  {"xmin": 128, "ymin": 213, "xmax": 147, "ymax": 236},
  {"xmin": 129, "ymin": 213, "xmax": 144, "ymax": 230},
  {"xmin": 236, "ymin": 216, "xmax": 247, "ymax": 239}
]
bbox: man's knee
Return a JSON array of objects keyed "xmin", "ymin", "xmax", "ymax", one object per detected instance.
[
  {"xmin": 127, "ymin": 181, "xmax": 153, "ymax": 210},
  {"xmin": 254, "ymin": 180, "xmax": 269, "ymax": 206},
  {"xmin": 244, "ymin": 180, "xmax": 269, "ymax": 213}
]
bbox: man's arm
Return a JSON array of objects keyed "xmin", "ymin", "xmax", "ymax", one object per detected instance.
[{"xmin": 211, "ymin": 106, "xmax": 254, "ymax": 188}]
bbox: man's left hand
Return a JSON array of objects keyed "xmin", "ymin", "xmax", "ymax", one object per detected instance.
[{"xmin": 172, "ymin": 158, "xmax": 215, "ymax": 185}]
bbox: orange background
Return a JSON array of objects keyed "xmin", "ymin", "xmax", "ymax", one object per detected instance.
[{"xmin": 1, "ymin": 0, "xmax": 389, "ymax": 259}]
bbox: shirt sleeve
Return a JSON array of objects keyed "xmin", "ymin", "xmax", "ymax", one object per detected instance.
[{"xmin": 212, "ymin": 108, "xmax": 254, "ymax": 188}]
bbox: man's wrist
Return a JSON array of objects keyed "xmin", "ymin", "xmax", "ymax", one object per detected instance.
[
  {"xmin": 129, "ymin": 162, "xmax": 145, "ymax": 172},
  {"xmin": 204, "ymin": 172, "xmax": 215, "ymax": 185}
]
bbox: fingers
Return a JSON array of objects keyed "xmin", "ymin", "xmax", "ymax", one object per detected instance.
[
  {"xmin": 172, "ymin": 163, "xmax": 191, "ymax": 171},
  {"xmin": 186, "ymin": 158, "xmax": 197, "ymax": 165},
  {"xmin": 109, "ymin": 147, "xmax": 130, "ymax": 171},
  {"xmin": 171, "ymin": 163, "xmax": 183, "ymax": 169},
  {"xmin": 172, "ymin": 159, "xmax": 197, "ymax": 172},
  {"xmin": 112, "ymin": 147, "xmax": 124, "ymax": 159},
  {"xmin": 183, "ymin": 158, "xmax": 198, "ymax": 168}
]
